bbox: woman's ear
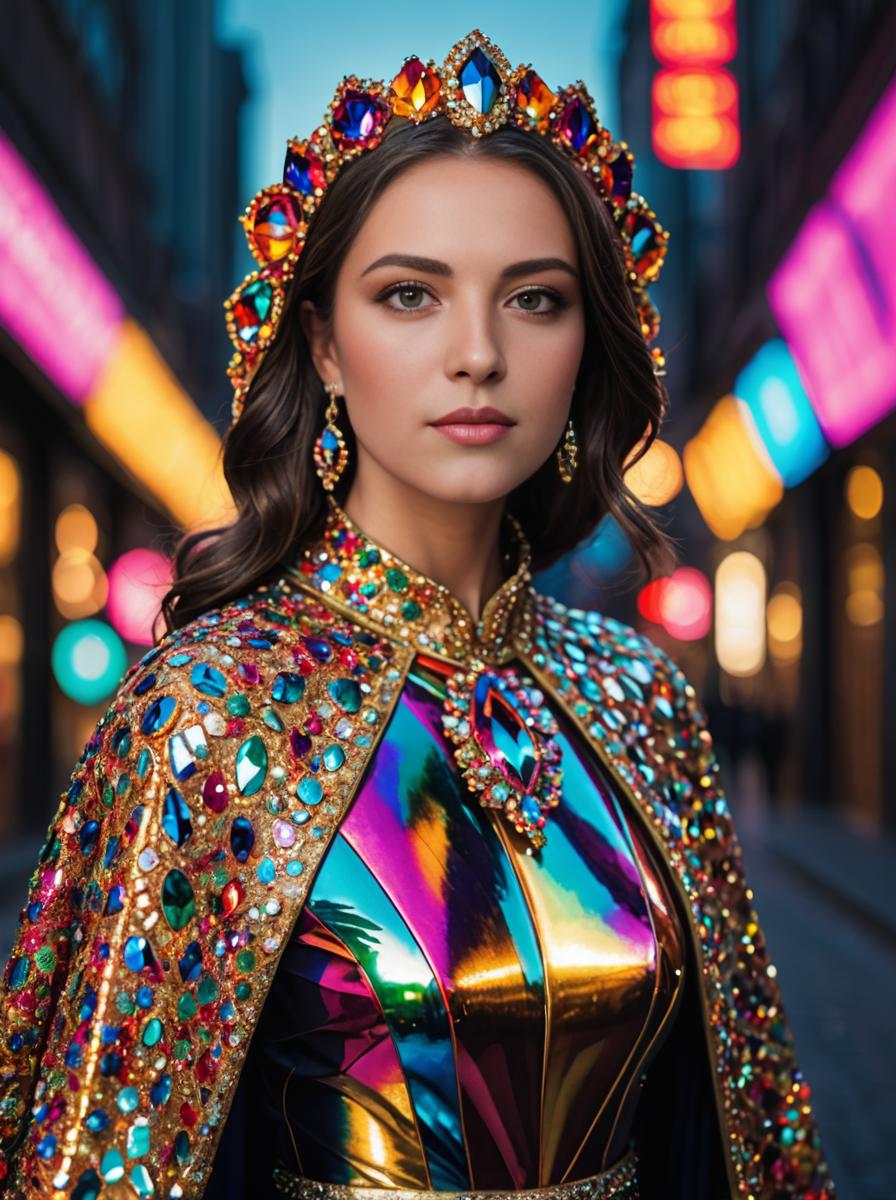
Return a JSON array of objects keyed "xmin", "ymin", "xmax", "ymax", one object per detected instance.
[{"xmin": 299, "ymin": 299, "xmax": 342, "ymax": 388}]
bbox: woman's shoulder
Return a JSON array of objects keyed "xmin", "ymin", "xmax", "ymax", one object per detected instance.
[{"xmin": 530, "ymin": 587, "xmax": 695, "ymax": 703}]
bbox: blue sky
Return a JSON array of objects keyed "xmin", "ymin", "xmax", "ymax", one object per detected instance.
[{"xmin": 216, "ymin": 1, "xmax": 630, "ymax": 205}]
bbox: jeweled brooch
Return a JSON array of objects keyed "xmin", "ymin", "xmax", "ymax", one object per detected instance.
[{"xmin": 440, "ymin": 661, "xmax": 563, "ymax": 851}]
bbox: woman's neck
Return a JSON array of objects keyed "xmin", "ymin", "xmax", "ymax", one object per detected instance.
[{"xmin": 341, "ymin": 475, "xmax": 508, "ymax": 625}]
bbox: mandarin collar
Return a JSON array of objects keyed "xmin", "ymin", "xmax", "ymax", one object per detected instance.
[{"xmin": 284, "ymin": 494, "xmax": 537, "ymax": 665}]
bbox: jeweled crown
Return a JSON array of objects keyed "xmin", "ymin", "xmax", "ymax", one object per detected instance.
[{"xmin": 225, "ymin": 29, "xmax": 669, "ymax": 424}]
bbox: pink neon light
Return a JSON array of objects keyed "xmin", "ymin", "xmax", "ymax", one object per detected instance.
[
  {"xmin": 768, "ymin": 75, "xmax": 896, "ymax": 447},
  {"xmin": 659, "ymin": 567, "xmax": 713, "ymax": 641},
  {"xmin": 0, "ymin": 130, "xmax": 124, "ymax": 404},
  {"xmin": 107, "ymin": 549, "xmax": 172, "ymax": 646},
  {"xmin": 768, "ymin": 205, "xmax": 896, "ymax": 447},
  {"xmin": 830, "ymin": 74, "xmax": 896, "ymax": 328}
]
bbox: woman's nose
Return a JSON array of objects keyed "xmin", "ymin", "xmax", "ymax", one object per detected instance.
[{"xmin": 443, "ymin": 299, "xmax": 507, "ymax": 385}]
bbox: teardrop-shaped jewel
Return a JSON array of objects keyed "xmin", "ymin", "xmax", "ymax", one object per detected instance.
[
  {"xmin": 235, "ymin": 735, "xmax": 268, "ymax": 796},
  {"xmin": 161, "ymin": 787, "xmax": 193, "ymax": 847},
  {"xmin": 458, "ymin": 46, "xmax": 502, "ymax": 114},
  {"xmin": 472, "ymin": 672, "xmax": 540, "ymax": 793},
  {"xmin": 161, "ymin": 869, "xmax": 196, "ymax": 932}
]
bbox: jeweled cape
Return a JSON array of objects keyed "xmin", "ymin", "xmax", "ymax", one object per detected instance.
[{"xmin": 0, "ymin": 499, "xmax": 835, "ymax": 1198}]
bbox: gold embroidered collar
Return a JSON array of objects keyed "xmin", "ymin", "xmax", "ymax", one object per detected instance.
[{"xmin": 284, "ymin": 494, "xmax": 536, "ymax": 664}]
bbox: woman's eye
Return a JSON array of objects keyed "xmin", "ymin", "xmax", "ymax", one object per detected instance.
[{"xmin": 379, "ymin": 282, "xmax": 568, "ymax": 316}]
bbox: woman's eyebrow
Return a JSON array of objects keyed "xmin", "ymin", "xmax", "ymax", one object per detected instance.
[{"xmin": 360, "ymin": 253, "xmax": 578, "ymax": 280}]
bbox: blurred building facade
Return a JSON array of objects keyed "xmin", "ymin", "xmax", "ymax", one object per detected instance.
[
  {"xmin": 616, "ymin": 0, "xmax": 896, "ymax": 832},
  {"xmin": 0, "ymin": 0, "xmax": 246, "ymax": 842}
]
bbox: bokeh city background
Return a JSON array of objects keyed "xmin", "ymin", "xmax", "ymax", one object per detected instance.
[{"xmin": 1, "ymin": 1, "xmax": 895, "ymax": 1194}]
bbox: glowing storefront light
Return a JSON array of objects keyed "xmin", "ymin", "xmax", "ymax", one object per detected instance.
[
  {"xmin": 845, "ymin": 465, "xmax": 883, "ymax": 521},
  {"xmin": 715, "ymin": 552, "xmax": 766, "ymax": 677},
  {"xmin": 107, "ymin": 548, "xmax": 173, "ymax": 647},
  {"xmin": 683, "ymin": 395, "xmax": 783, "ymax": 540},
  {"xmin": 767, "ymin": 582, "xmax": 802, "ymax": 666},
  {"xmin": 733, "ymin": 339, "xmax": 828, "ymax": 486},
  {"xmin": 650, "ymin": 0, "xmax": 740, "ymax": 169},
  {"xmin": 658, "ymin": 567, "xmax": 712, "ymax": 640},
  {"xmin": 768, "ymin": 75, "xmax": 896, "ymax": 447},
  {"xmin": 624, "ymin": 437, "xmax": 683, "ymax": 506},
  {"xmin": 51, "ymin": 618, "xmax": 128, "ymax": 705},
  {"xmin": 0, "ymin": 130, "xmax": 231, "ymax": 530}
]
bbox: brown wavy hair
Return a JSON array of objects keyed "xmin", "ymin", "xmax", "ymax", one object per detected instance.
[{"xmin": 160, "ymin": 114, "xmax": 677, "ymax": 634}]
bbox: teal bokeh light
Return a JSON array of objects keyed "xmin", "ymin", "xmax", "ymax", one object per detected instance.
[
  {"xmin": 734, "ymin": 339, "xmax": 829, "ymax": 487},
  {"xmin": 52, "ymin": 619, "xmax": 128, "ymax": 705}
]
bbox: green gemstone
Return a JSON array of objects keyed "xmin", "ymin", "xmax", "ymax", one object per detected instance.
[
  {"xmin": 227, "ymin": 693, "xmax": 251, "ymax": 717},
  {"xmin": 401, "ymin": 599, "xmax": 422, "ymax": 620},
  {"xmin": 236, "ymin": 982, "xmax": 252, "ymax": 1001},
  {"xmin": 358, "ymin": 548, "xmax": 380, "ymax": 566},
  {"xmin": 174, "ymin": 1039, "xmax": 190, "ymax": 1060},
  {"xmin": 386, "ymin": 567, "xmax": 409, "ymax": 593},
  {"xmin": 197, "ymin": 975, "xmax": 219, "ymax": 1005},
  {"xmin": 235, "ymin": 735, "xmax": 268, "ymax": 795},
  {"xmin": 236, "ymin": 950, "xmax": 255, "ymax": 973},
  {"xmin": 178, "ymin": 993, "xmax": 198, "ymax": 1019},
  {"xmin": 161, "ymin": 869, "xmax": 196, "ymax": 932},
  {"xmin": 34, "ymin": 946, "xmax": 56, "ymax": 974}
]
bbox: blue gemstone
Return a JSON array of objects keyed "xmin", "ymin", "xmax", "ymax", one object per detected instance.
[
  {"xmin": 9, "ymin": 957, "xmax": 29, "ymax": 989},
  {"xmin": 332, "ymin": 90, "xmax": 384, "ymax": 144},
  {"xmin": 150, "ymin": 1074, "xmax": 173, "ymax": 1107},
  {"xmin": 191, "ymin": 663, "xmax": 227, "ymax": 697},
  {"xmin": 79, "ymin": 821, "xmax": 100, "ymax": 856},
  {"xmin": 86, "ymin": 1109, "xmax": 109, "ymax": 1132},
  {"xmin": 272, "ymin": 672, "xmax": 305, "ymax": 703},
  {"xmin": 521, "ymin": 794, "xmax": 541, "ymax": 823},
  {"xmin": 105, "ymin": 885, "xmax": 124, "ymax": 916},
  {"xmin": 133, "ymin": 673, "xmax": 156, "ymax": 696},
  {"xmin": 302, "ymin": 636, "xmax": 333, "ymax": 662},
  {"xmin": 257, "ymin": 857, "xmax": 276, "ymax": 884},
  {"xmin": 178, "ymin": 940, "xmax": 203, "ymax": 982},
  {"xmin": 230, "ymin": 816, "xmax": 255, "ymax": 863},
  {"xmin": 140, "ymin": 695, "xmax": 178, "ymax": 736},
  {"xmin": 161, "ymin": 787, "xmax": 193, "ymax": 847},
  {"xmin": 459, "ymin": 47, "xmax": 502, "ymax": 114},
  {"xmin": 322, "ymin": 427, "xmax": 339, "ymax": 453},
  {"xmin": 472, "ymin": 672, "xmax": 538, "ymax": 791},
  {"xmin": 122, "ymin": 936, "xmax": 155, "ymax": 973}
]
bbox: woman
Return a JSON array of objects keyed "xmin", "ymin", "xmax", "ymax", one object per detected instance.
[{"xmin": 0, "ymin": 30, "xmax": 835, "ymax": 1200}]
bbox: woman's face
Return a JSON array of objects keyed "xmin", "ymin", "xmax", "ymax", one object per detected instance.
[{"xmin": 302, "ymin": 154, "xmax": 586, "ymax": 506}]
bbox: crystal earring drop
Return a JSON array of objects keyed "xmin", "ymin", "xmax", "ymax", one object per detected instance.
[
  {"xmin": 313, "ymin": 382, "xmax": 349, "ymax": 491},
  {"xmin": 556, "ymin": 416, "xmax": 578, "ymax": 483}
]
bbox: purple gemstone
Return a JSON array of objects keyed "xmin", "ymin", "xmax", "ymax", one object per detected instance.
[
  {"xmin": 331, "ymin": 90, "xmax": 388, "ymax": 147},
  {"xmin": 557, "ymin": 97, "xmax": 597, "ymax": 154}
]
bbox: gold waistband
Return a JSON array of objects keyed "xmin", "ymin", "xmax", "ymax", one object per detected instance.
[{"xmin": 271, "ymin": 1150, "xmax": 640, "ymax": 1200}]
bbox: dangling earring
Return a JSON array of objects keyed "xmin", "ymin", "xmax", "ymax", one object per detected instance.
[
  {"xmin": 314, "ymin": 381, "xmax": 349, "ymax": 491},
  {"xmin": 556, "ymin": 416, "xmax": 578, "ymax": 483}
]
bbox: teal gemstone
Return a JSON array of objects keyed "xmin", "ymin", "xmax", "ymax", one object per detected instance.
[
  {"xmin": 161, "ymin": 869, "xmax": 196, "ymax": 932},
  {"xmin": 127, "ymin": 1122, "xmax": 150, "ymax": 1158},
  {"xmin": 257, "ymin": 857, "xmax": 276, "ymax": 884},
  {"xmin": 235, "ymin": 735, "xmax": 268, "ymax": 795},
  {"xmin": 117, "ymin": 1087, "xmax": 139, "ymax": 1113},
  {"xmin": 272, "ymin": 672, "xmax": 305, "ymax": 703},
  {"xmin": 197, "ymin": 974, "xmax": 219, "ymax": 1005},
  {"xmin": 322, "ymin": 744, "xmax": 345, "ymax": 770},
  {"xmin": 142, "ymin": 1018, "xmax": 163, "ymax": 1047},
  {"xmin": 129, "ymin": 1164, "xmax": 154, "ymax": 1198},
  {"xmin": 297, "ymin": 777, "xmax": 323, "ymax": 806},
  {"xmin": 101, "ymin": 1148, "xmax": 125, "ymax": 1182},
  {"xmin": 262, "ymin": 707, "xmax": 284, "ymax": 732},
  {"xmin": 227, "ymin": 694, "xmax": 251, "ymax": 717},
  {"xmin": 328, "ymin": 678, "xmax": 361, "ymax": 713},
  {"xmin": 401, "ymin": 599, "xmax": 422, "ymax": 620}
]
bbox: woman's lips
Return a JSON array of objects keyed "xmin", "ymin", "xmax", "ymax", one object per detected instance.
[{"xmin": 430, "ymin": 423, "xmax": 514, "ymax": 445}]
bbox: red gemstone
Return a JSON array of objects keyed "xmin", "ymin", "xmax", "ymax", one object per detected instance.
[
  {"xmin": 202, "ymin": 770, "xmax": 228, "ymax": 813},
  {"xmin": 247, "ymin": 191, "xmax": 303, "ymax": 263},
  {"xmin": 330, "ymin": 89, "xmax": 389, "ymax": 148},
  {"xmin": 221, "ymin": 879, "xmax": 244, "ymax": 917}
]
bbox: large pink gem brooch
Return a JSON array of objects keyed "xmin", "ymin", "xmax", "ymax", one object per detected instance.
[{"xmin": 440, "ymin": 662, "xmax": 563, "ymax": 851}]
